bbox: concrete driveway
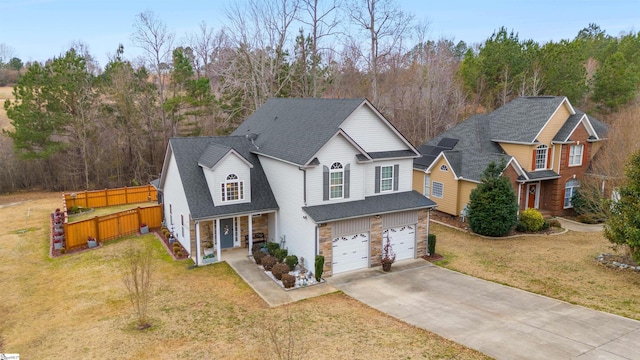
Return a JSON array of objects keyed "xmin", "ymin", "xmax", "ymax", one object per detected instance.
[{"xmin": 328, "ymin": 260, "xmax": 640, "ymax": 360}]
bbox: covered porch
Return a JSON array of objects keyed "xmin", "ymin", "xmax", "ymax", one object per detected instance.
[{"xmin": 192, "ymin": 210, "xmax": 277, "ymax": 265}]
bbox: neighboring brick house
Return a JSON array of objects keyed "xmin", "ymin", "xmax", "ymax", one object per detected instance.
[
  {"xmin": 158, "ymin": 98, "xmax": 436, "ymax": 277},
  {"xmin": 412, "ymin": 96, "xmax": 608, "ymax": 217}
]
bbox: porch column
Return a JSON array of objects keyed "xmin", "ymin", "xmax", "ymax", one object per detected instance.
[
  {"xmin": 216, "ymin": 218, "xmax": 221, "ymax": 261},
  {"xmin": 248, "ymin": 214, "xmax": 253, "ymax": 254},
  {"xmin": 195, "ymin": 221, "xmax": 201, "ymax": 266},
  {"xmin": 517, "ymin": 183, "xmax": 522, "ymax": 214},
  {"xmin": 274, "ymin": 211, "xmax": 279, "ymax": 244}
]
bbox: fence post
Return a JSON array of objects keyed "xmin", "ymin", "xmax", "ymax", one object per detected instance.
[
  {"xmin": 105, "ymin": 188, "xmax": 109, "ymax": 206},
  {"xmin": 138, "ymin": 207, "xmax": 143, "ymax": 227},
  {"xmin": 125, "ymin": 186, "xmax": 129, "ymax": 204},
  {"xmin": 85, "ymin": 190, "xmax": 88, "ymax": 208},
  {"xmin": 94, "ymin": 216, "xmax": 100, "ymax": 242}
]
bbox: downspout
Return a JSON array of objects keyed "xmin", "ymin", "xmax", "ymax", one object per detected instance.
[
  {"xmin": 315, "ymin": 225, "xmax": 319, "ymax": 256},
  {"xmin": 517, "ymin": 182, "xmax": 522, "ymax": 215},
  {"xmin": 299, "ymin": 168, "xmax": 307, "ymax": 206}
]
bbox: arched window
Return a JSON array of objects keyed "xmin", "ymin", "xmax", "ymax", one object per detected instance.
[
  {"xmin": 330, "ymin": 162, "xmax": 344, "ymax": 199},
  {"xmin": 221, "ymin": 174, "xmax": 244, "ymax": 202},
  {"xmin": 440, "ymin": 164, "xmax": 448, "ymax": 172},
  {"xmin": 564, "ymin": 179, "xmax": 580, "ymax": 208},
  {"xmin": 535, "ymin": 145, "xmax": 548, "ymax": 170}
]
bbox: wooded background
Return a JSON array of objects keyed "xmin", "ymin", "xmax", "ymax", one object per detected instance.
[{"xmin": 1, "ymin": 0, "xmax": 639, "ymax": 194}]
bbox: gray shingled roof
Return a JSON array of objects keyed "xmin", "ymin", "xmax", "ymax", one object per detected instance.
[
  {"xmin": 525, "ymin": 170, "xmax": 560, "ymax": 180},
  {"xmin": 553, "ymin": 111, "xmax": 608, "ymax": 142},
  {"xmin": 198, "ymin": 143, "xmax": 233, "ymax": 168},
  {"xmin": 490, "ymin": 96, "xmax": 566, "ymax": 143},
  {"xmin": 302, "ymin": 191, "xmax": 436, "ymax": 223},
  {"xmin": 589, "ymin": 115, "xmax": 608, "ymax": 139},
  {"xmin": 167, "ymin": 137, "xmax": 278, "ymax": 220},
  {"xmin": 231, "ymin": 98, "xmax": 365, "ymax": 166}
]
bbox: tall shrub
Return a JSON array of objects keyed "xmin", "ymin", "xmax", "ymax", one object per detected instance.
[
  {"xmin": 315, "ymin": 255, "xmax": 324, "ymax": 282},
  {"xmin": 468, "ymin": 159, "xmax": 518, "ymax": 236}
]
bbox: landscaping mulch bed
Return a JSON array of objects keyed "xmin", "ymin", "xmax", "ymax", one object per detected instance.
[
  {"xmin": 430, "ymin": 210, "xmax": 563, "ymax": 236},
  {"xmin": 423, "ymin": 253, "xmax": 445, "ymax": 262},
  {"xmin": 154, "ymin": 229, "xmax": 190, "ymax": 260}
]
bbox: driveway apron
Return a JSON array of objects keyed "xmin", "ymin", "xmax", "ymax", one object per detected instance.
[{"xmin": 329, "ymin": 260, "xmax": 640, "ymax": 360}]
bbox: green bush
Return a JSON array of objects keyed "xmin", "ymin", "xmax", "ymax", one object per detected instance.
[
  {"xmin": 285, "ymin": 255, "xmax": 299, "ymax": 271},
  {"xmin": 281, "ymin": 274, "xmax": 296, "ymax": 288},
  {"xmin": 518, "ymin": 208, "xmax": 545, "ymax": 232},
  {"xmin": 468, "ymin": 160, "xmax": 518, "ymax": 236},
  {"xmin": 428, "ymin": 234, "xmax": 436, "ymax": 256},
  {"xmin": 274, "ymin": 248, "xmax": 288, "ymax": 263},
  {"xmin": 271, "ymin": 263, "xmax": 290, "ymax": 280},
  {"xmin": 253, "ymin": 250, "xmax": 266, "ymax": 265},
  {"xmin": 266, "ymin": 242, "xmax": 280, "ymax": 256},
  {"xmin": 261, "ymin": 255, "xmax": 277, "ymax": 271},
  {"xmin": 315, "ymin": 255, "xmax": 324, "ymax": 282}
]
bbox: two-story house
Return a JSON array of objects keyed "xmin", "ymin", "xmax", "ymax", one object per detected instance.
[
  {"xmin": 413, "ymin": 96, "xmax": 608, "ymax": 217},
  {"xmin": 159, "ymin": 98, "xmax": 436, "ymax": 277}
]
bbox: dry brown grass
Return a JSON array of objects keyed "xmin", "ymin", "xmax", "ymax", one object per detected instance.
[
  {"xmin": 1, "ymin": 192, "xmax": 487, "ymax": 359},
  {"xmin": 0, "ymin": 86, "xmax": 13, "ymax": 130},
  {"xmin": 432, "ymin": 223, "xmax": 640, "ymax": 320}
]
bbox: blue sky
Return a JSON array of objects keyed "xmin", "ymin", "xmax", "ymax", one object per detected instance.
[{"xmin": 1, "ymin": 0, "xmax": 638, "ymax": 67}]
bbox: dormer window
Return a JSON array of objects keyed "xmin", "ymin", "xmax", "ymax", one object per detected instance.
[
  {"xmin": 221, "ymin": 174, "xmax": 244, "ymax": 202},
  {"xmin": 330, "ymin": 162, "xmax": 344, "ymax": 199},
  {"xmin": 535, "ymin": 145, "xmax": 548, "ymax": 170}
]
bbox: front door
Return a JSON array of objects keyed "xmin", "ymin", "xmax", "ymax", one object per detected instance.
[
  {"xmin": 220, "ymin": 218, "xmax": 234, "ymax": 249},
  {"xmin": 527, "ymin": 184, "xmax": 538, "ymax": 209}
]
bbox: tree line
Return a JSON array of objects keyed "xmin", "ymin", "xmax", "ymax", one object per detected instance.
[{"xmin": 1, "ymin": 0, "xmax": 639, "ymax": 194}]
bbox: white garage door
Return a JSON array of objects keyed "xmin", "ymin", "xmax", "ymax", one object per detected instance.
[
  {"xmin": 332, "ymin": 232, "xmax": 369, "ymax": 274},
  {"xmin": 383, "ymin": 225, "xmax": 416, "ymax": 261}
]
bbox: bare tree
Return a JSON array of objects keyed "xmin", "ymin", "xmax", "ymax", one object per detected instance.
[
  {"xmin": 131, "ymin": 11, "xmax": 175, "ymax": 147},
  {"xmin": 299, "ymin": 0, "xmax": 342, "ymax": 97},
  {"xmin": 346, "ymin": 0, "xmax": 413, "ymax": 104},
  {"xmin": 123, "ymin": 243, "xmax": 154, "ymax": 330}
]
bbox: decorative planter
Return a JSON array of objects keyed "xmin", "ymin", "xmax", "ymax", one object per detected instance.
[
  {"xmin": 87, "ymin": 238, "xmax": 97, "ymax": 248},
  {"xmin": 202, "ymin": 256, "xmax": 216, "ymax": 264},
  {"xmin": 382, "ymin": 262, "xmax": 392, "ymax": 272},
  {"xmin": 54, "ymin": 234, "xmax": 64, "ymax": 242},
  {"xmin": 54, "ymin": 241, "xmax": 63, "ymax": 250},
  {"xmin": 169, "ymin": 236, "xmax": 175, "ymax": 244},
  {"xmin": 140, "ymin": 225, "xmax": 149, "ymax": 234}
]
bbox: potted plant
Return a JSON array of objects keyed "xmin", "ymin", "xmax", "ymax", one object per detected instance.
[
  {"xmin": 53, "ymin": 238, "xmax": 64, "ymax": 250},
  {"xmin": 380, "ymin": 237, "xmax": 396, "ymax": 272},
  {"xmin": 87, "ymin": 236, "xmax": 97, "ymax": 248},
  {"xmin": 140, "ymin": 223, "xmax": 149, "ymax": 234}
]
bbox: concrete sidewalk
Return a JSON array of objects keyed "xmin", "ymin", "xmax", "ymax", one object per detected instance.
[
  {"xmin": 224, "ymin": 248, "xmax": 338, "ymax": 306},
  {"xmin": 328, "ymin": 260, "xmax": 640, "ymax": 360},
  {"xmin": 556, "ymin": 217, "xmax": 604, "ymax": 233}
]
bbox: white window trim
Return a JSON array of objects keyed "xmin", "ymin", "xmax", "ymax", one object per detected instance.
[
  {"xmin": 181, "ymin": 214, "xmax": 185, "ymax": 238},
  {"xmin": 424, "ymin": 175, "xmax": 431, "ymax": 198},
  {"xmin": 380, "ymin": 165, "xmax": 394, "ymax": 192},
  {"xmin": 535, "ymin": 145, "xmax": 548, "ymax": 170},
  {"xmin": 221, "ymin": 174, "xmax": 244, "ymax": 202},
  {"xmin": 564, "ymin": 179, "xmax": 580, "ymax": 208},
  {"xmin": 330, "ymin": 162, "xmax": 344, "ymax": 199},
  {"xmin": 432, "ymin": 181, "xmax": 444, "ymax": 199},
  {"xmin": 568, "ymin": 144, "xmax": 583, "ymax": 167}
]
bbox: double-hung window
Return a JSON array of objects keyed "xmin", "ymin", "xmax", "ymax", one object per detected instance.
[
  {"xmin": 535, "ymin": 145, "xmax": 548, "ymax": 170},
  {"xmin": 564, "ymin": 179, "xmax": 580, "ymax": 208},
  {"xmin": 380, "ymin": 165, "xmax": 393, "ymax": 192},
  {"xmin": 432, "ymin": 181, "xmax": 444, "ymax": 198},
  {"xmin": 568, "ymin": 144, "xmax": 583, "ymax": 166},
  {"xmin": 221, "ymin": 174, "xmax": 243, "ymax": 202},
  {"xmin": 330, "ymin": 162, "xmax": 344, "ymax": 199}
]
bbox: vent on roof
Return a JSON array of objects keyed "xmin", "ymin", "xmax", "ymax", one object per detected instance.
[
  {"xmin": 245, "ymin": 133, "xmax": 259, "ymax": 150},
  {"xmin": 437, "ymin": 137, "xmax": 458, "ymax": 149}
]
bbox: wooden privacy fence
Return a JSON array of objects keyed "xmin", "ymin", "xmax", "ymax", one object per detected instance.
[
  {"xmin": 64, "ymin": 205, "xmax": 162, "ymax": 250},
  {"xmin": 64, "ymin": 185, "xmax": 158, "ymax": 209}
]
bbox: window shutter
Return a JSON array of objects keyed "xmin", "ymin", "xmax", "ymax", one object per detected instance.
[
  {"xmin": 565, "ymin": 145, "xmax": 570, "ymax": 167},
  {"xmin": 532, "ymin": 149, "xmax": 536, "ymax": 170},
  {"xmin": 393, "ymin": 164, "xmax": 399, "ymax": 191},
  {"xmin": 547, "ymin": 147, "xmax": 552, "ymax": 169},
  {"xmin": 375, "ymin": 166, "xmax": 381, "ymax": 193},
  {"xmin": 344, "ymin": 164, "xmax": 350, "ymax": 198},
  {"xmin": 323, "ymin": 166, "xmax": 329, "ymax": 201}
]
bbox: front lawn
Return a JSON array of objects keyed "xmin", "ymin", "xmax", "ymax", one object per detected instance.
[
  {"xmin": 431, "ymin": 222, "xmax": 640, "ymax": 320},
  {"xmin": 0, "ymin": 192, "xmax": 487, "ymax": 359}
]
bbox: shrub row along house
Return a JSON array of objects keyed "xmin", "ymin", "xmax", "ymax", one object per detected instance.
[
  {"xmin": 412, "ymin": 96, "xmax": 608, "ymax": 217},
  {"xmin": 157, "ymin": 98, "xmax": 436, "ymax": 277}
]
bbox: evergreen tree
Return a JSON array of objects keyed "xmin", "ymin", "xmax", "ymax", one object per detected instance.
[
  {"xmin": 467, "ymin": 159, "xmax": 518, "ymax": 237},
  {"xmin": 604, "ymin": 149, "xmax": 640, "ymax": 263},
  {"xmin": 593, "ymin": 51, "xmax": 638, "ymax": 111}
]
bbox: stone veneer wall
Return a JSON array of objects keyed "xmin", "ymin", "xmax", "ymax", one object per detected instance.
[
  {"xmin": 416, "ymin": 209, "xmax": 429, "ymax": 257},
  {"xmin": 239, "ymin": 215, "xmax": 269, "ymax": 248},
  {"xmin": 318, "ymin": 223, "xmax": 333, "ymax": 277},
  {"xmin": 369, "ymin": 215, "xmax": 383, "ymax": 267}
]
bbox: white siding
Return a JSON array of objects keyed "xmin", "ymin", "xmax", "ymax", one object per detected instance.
[
  {"xmin": 162, "ymin": 152, "xmax": 192, "ymax": 255},
  {"xmin": 307, "ymin": 134, "xmax": 365, "ymax": 206},
  {"xmin": 203, "ymin": 153, "xmax": 252, "ymax": 205},
  {"xmin": 364, "ymin": 159, "xmax": 414, "ymax": 196},
  {"xmin": 341, "ymin": 105, "xmax": 407, "ymax": 152},
  {"xmin": 259, "ymin": 156, "xmax": 317, "ymax": 267}
]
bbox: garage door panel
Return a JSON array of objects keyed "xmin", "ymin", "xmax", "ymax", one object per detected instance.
[
  {"xmin": 332, "ymin": 232, "xmax": 369, "ymax": 274},
  {"xmin": 384, "ymin": 225, "xmax": 416, "ymax": 261}
]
